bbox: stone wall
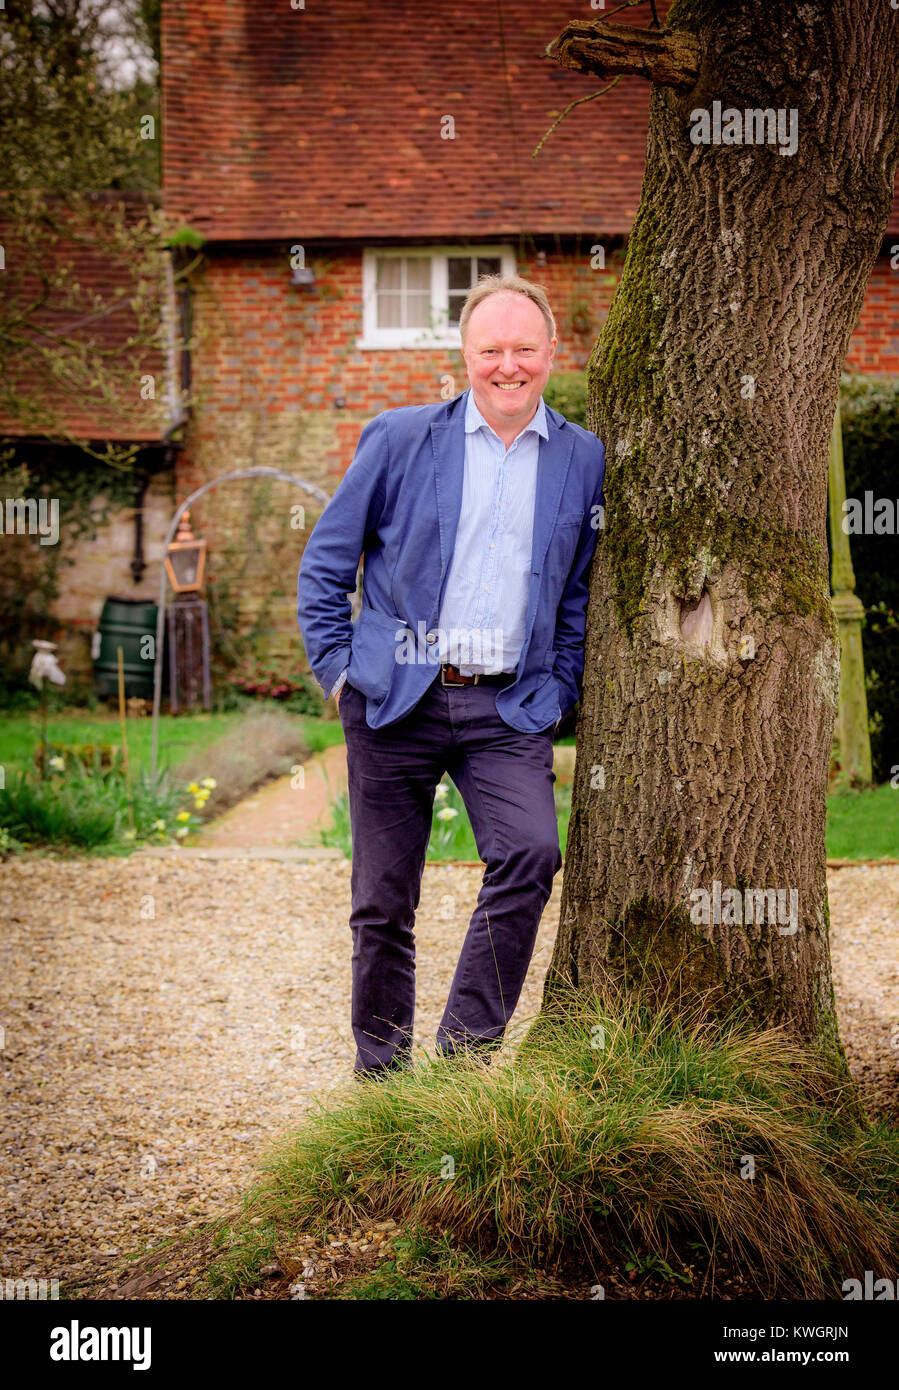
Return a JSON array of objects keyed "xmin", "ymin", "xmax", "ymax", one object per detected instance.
[{"xmin": 53, "ymin": 469, "xmax": 176, "ymax": 691}]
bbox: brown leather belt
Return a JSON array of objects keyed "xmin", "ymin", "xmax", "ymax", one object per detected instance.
[{"xmin": 440, "ymin": 663, "xmax": 516, "ymax": 688}]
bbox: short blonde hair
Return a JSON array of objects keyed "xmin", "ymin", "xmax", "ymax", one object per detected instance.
[{"xmin": 459, "ymin": 274, "xmax": 556, "ymax": 343}]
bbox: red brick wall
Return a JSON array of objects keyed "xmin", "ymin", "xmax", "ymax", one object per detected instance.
[
  {"xmin": 176, "ymin": 242, "xmax": 626, "ymax": 663},
  {"xmin": 178, "ymin": 241, "xmax": 624, "ymax": 493},
  {"xmin": 176, "ymin": 240, "xmax": 898, "ymax": 667},
  {"xmin": 180, "ymin": 240, "xmax": 897, "ymax": 499},
  {"xmin": 845, "ymin": 253, "xmax": 899, "ymax": 376}
]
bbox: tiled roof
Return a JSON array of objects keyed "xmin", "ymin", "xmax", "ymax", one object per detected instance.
[
  {"xmin": 0, "ymin": 195, "xmax": 171, "ymax": 444},
  {"xmin": 162, "ymin": 0, "xmax": 668, "ymax": 242},
  {"xmin": 163, "ymin": 0, "xmax": 899, "ymax": 245}
]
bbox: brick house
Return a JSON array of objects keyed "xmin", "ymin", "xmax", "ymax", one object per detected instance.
[
  {"xmin": 30, "ymin": 0, "xmax": 896, "ymax": 685},
  {"xmin": 160, "ymin": 0, "xmax": 899, "ymax": 674},
  {"xmin": 0, "ymin": 194, "xmax": 178, "ymax": 689}
]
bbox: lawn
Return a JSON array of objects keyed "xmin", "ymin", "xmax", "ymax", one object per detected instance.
[
  {"xmin": 324, "ymin": 769, "xmax": 898, "ymax": 864},
  {"xmin": 825, "ymin": 783, "xmax": 899, "ymax": 861},
  {"xmin": 2, "ymin": 707, "xmax": 897, "ymax": 862},
  {"xmin": 0, "ymin": 706, "xmax": 344, "ymax": 778}
]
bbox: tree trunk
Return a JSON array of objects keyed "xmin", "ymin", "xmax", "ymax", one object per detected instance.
[{"xmin": 545, "ymin": 1, "xmax": 899, "ymax": 1067}]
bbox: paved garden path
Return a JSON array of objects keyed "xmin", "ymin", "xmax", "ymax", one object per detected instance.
[
  {"xmin": 191, "ymin": 742, "xmax": 576, "ymax": 854},
  {"xmin": 195, "ymin": 743, "xmax": 348, "ymax": 850}
]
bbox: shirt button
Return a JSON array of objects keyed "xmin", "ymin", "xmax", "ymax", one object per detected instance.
[
  {"xmin": 426, "ymin": 631, "xmax": 438, "ymax": 643},
  {"xmin": 483, "ymin": 586, "xmax": 489, "ymax": 593},
  {"xmin": 489, "ymin": 543, "xmax": 495, "ymax": 550}
]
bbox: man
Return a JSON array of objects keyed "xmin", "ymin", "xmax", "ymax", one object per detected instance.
[{"xmin": 298, "ymin": 275, "xmax": 605, "ymax": 1077}]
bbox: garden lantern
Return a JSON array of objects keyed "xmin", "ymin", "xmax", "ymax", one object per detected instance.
[
  {"xmin": 164, "ymin": 510, "xmax": 206, "ymax": 594},
  {"xmin": 164, "ymin": 509, "xmax": 211, "ymax": 712}
]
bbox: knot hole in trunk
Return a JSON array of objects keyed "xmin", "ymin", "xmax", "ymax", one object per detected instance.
[{"xmin": 680, "ymin": 587, "xmax": 714, "ymax": 648}]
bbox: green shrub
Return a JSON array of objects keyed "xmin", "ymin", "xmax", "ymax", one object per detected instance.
[
  {"xmin": 226, "ymin": 659, "xmax": 322, "ymax": 717},
  {"xmin": 543, "ymin": 370, "xmax": 588, "ymax": 429},
  {"xmin": 839, "ymin": 374, "xmax": 899, "ymax": 784},
  {"xmin": 0, "ymin": 761, "xmax": 197, "ymax": 850}
]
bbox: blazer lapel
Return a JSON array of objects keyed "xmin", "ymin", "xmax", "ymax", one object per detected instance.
[
  {"xmin": 531, "ymin": 414, "xmax": 574, "ymax": 572},
  {"xmin": 430, "ymin": 393, "xmax": 467, "ymax": 595},
  {"xmin": 524, "ymin": 414, "xmax": 575, "ymax": 639}
]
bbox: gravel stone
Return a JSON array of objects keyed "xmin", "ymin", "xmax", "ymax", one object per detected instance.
[{"xmin": 0, "ymin": 856, "xmax": 895, "ymax": 1295}]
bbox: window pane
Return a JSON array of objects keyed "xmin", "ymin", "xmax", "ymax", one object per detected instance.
[
  {"xmin": 405, "ymin": 291, "xmax": 430, "ymax": 328},
  {"xmin": 477, "ymin": 256, "xmax": 501, "ymax": 279},
  {"xmin": 405, "ymin": 258, "xmax": 431, "ymax": 292},
  {"xmin": 448, "ymin": 256, "xmax": 472, "ymax": 291},
  {"xmin": 377, "ymin": 292, "xmax": 403, "ymax": 328},
  {"xmin": 447, "ymin": 292, "xmax": 467, "ymax": 326},
  {"xmin": 376, "ymin": 258, "xmax": 401, "ymax": 292}
]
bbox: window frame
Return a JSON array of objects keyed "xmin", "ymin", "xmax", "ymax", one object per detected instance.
[{"xmin": 358, "ymin": 245, "xmax": 516, "ymax": 350}]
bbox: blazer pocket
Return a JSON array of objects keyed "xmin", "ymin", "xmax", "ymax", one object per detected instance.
[
  {"xmin": 347, "ymin": 606, "xmax": 406, "ymax": 702},
  {"xmin": 549, "ymin": 512, "xmax": 584, "ymax": 576}
]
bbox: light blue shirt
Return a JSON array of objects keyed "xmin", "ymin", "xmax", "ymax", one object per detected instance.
[
  {"xmin": 329, "ymin": 387, "xmax": 547, "ymax": 695},
  {"xmin": 436, "ymin": 388, "xmax": 546, "ymax": 674}
]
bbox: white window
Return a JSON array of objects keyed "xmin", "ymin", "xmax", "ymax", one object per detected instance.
[{"xmin": 358, "ymin": 246, "xmax": 516, "ymax": 349}]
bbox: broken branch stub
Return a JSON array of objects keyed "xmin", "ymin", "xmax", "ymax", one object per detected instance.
[{"xmin": 548, "ymin": 21, "xmax": 701, "ymax": 90}]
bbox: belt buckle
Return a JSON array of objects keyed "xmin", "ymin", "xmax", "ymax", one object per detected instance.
[{"xmin": 441, "ymin": 665, "xmax": 476, "ymax": 687}]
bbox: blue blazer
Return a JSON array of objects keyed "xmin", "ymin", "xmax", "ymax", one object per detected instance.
[{"xmin": 297, "ymin": 388, "xmax": 605, "ymax": 732}]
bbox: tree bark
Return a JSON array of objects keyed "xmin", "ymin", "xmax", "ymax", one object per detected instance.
[
  {"xmin": 544, "ymin": 0, "xmax": 899, "ymax": 1070},
  {"xmin": 549, "ymin": 19, "xmax": 700, "ymax": 88}
]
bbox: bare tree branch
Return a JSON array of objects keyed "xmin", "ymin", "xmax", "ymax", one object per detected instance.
[{"xmin": 533, "ymin": 76, "xmax": 624, "ymax": 158}]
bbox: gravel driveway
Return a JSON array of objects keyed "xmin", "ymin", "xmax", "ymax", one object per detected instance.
[{"xmin": 1, "ymin": 856, "xmax": 896, "ymax": 1296}]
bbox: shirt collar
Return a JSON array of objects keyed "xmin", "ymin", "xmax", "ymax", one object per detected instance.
[{"xmin": 464, "ymin": 387, "xmax": 549, "ymax": 442}]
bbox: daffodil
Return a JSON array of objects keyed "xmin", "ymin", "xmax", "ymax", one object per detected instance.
[
  {"xmin": 186, "ymin": 782, "xmax": 201, "ymax": 795},
  {"xmin": 436, "ymin": 807, "xmax": 458, "ymax": 821},
  {"xmin": 176, "ymin": 810, "xmax": 191, "ymax": 823},
  {"xmin": 201, "ymin": 777, "xmax": 217, "ymax": 789}
]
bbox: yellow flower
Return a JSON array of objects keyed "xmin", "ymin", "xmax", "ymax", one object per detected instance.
[
  {"xmin": 152, "ymin": 819, "xmax": 166, "ymax": 831},
  {"xmin": 176, "ymin": 810, "xmax": 191, "ymax": 823},
  {"xmin": 175, "ymin": 826, "xmax": 189, "ymax": 838},
  {"xmin": 186, "ymin": 782, "xmax": 201, "ymax": 794},
  {"xmin": 201, "ymin": 777, "xmax": 217, "ymax": 789}
]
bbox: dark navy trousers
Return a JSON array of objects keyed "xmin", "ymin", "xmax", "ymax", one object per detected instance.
[{"xmin": 339, "ymin": 678, "xmax": 562, "ymax": 1075}]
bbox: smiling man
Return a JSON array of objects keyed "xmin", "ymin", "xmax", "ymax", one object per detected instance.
[{"xmin": 298, "ymin": 275, "xmax": 606, "ymax": 1077}]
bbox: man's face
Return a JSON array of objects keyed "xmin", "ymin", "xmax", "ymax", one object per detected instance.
[{"xmin": 461, "ymin": 292, "xmax": 556, "ymax": 436}]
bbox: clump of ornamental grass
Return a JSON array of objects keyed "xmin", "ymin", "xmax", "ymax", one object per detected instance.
[
  {"xmin": 174, "ymin": 707, "xmax": 307, "ymax": 818},
  {"xmin": 209, "ymin": 990, "xmax": 899, "ymax": 1299}
]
